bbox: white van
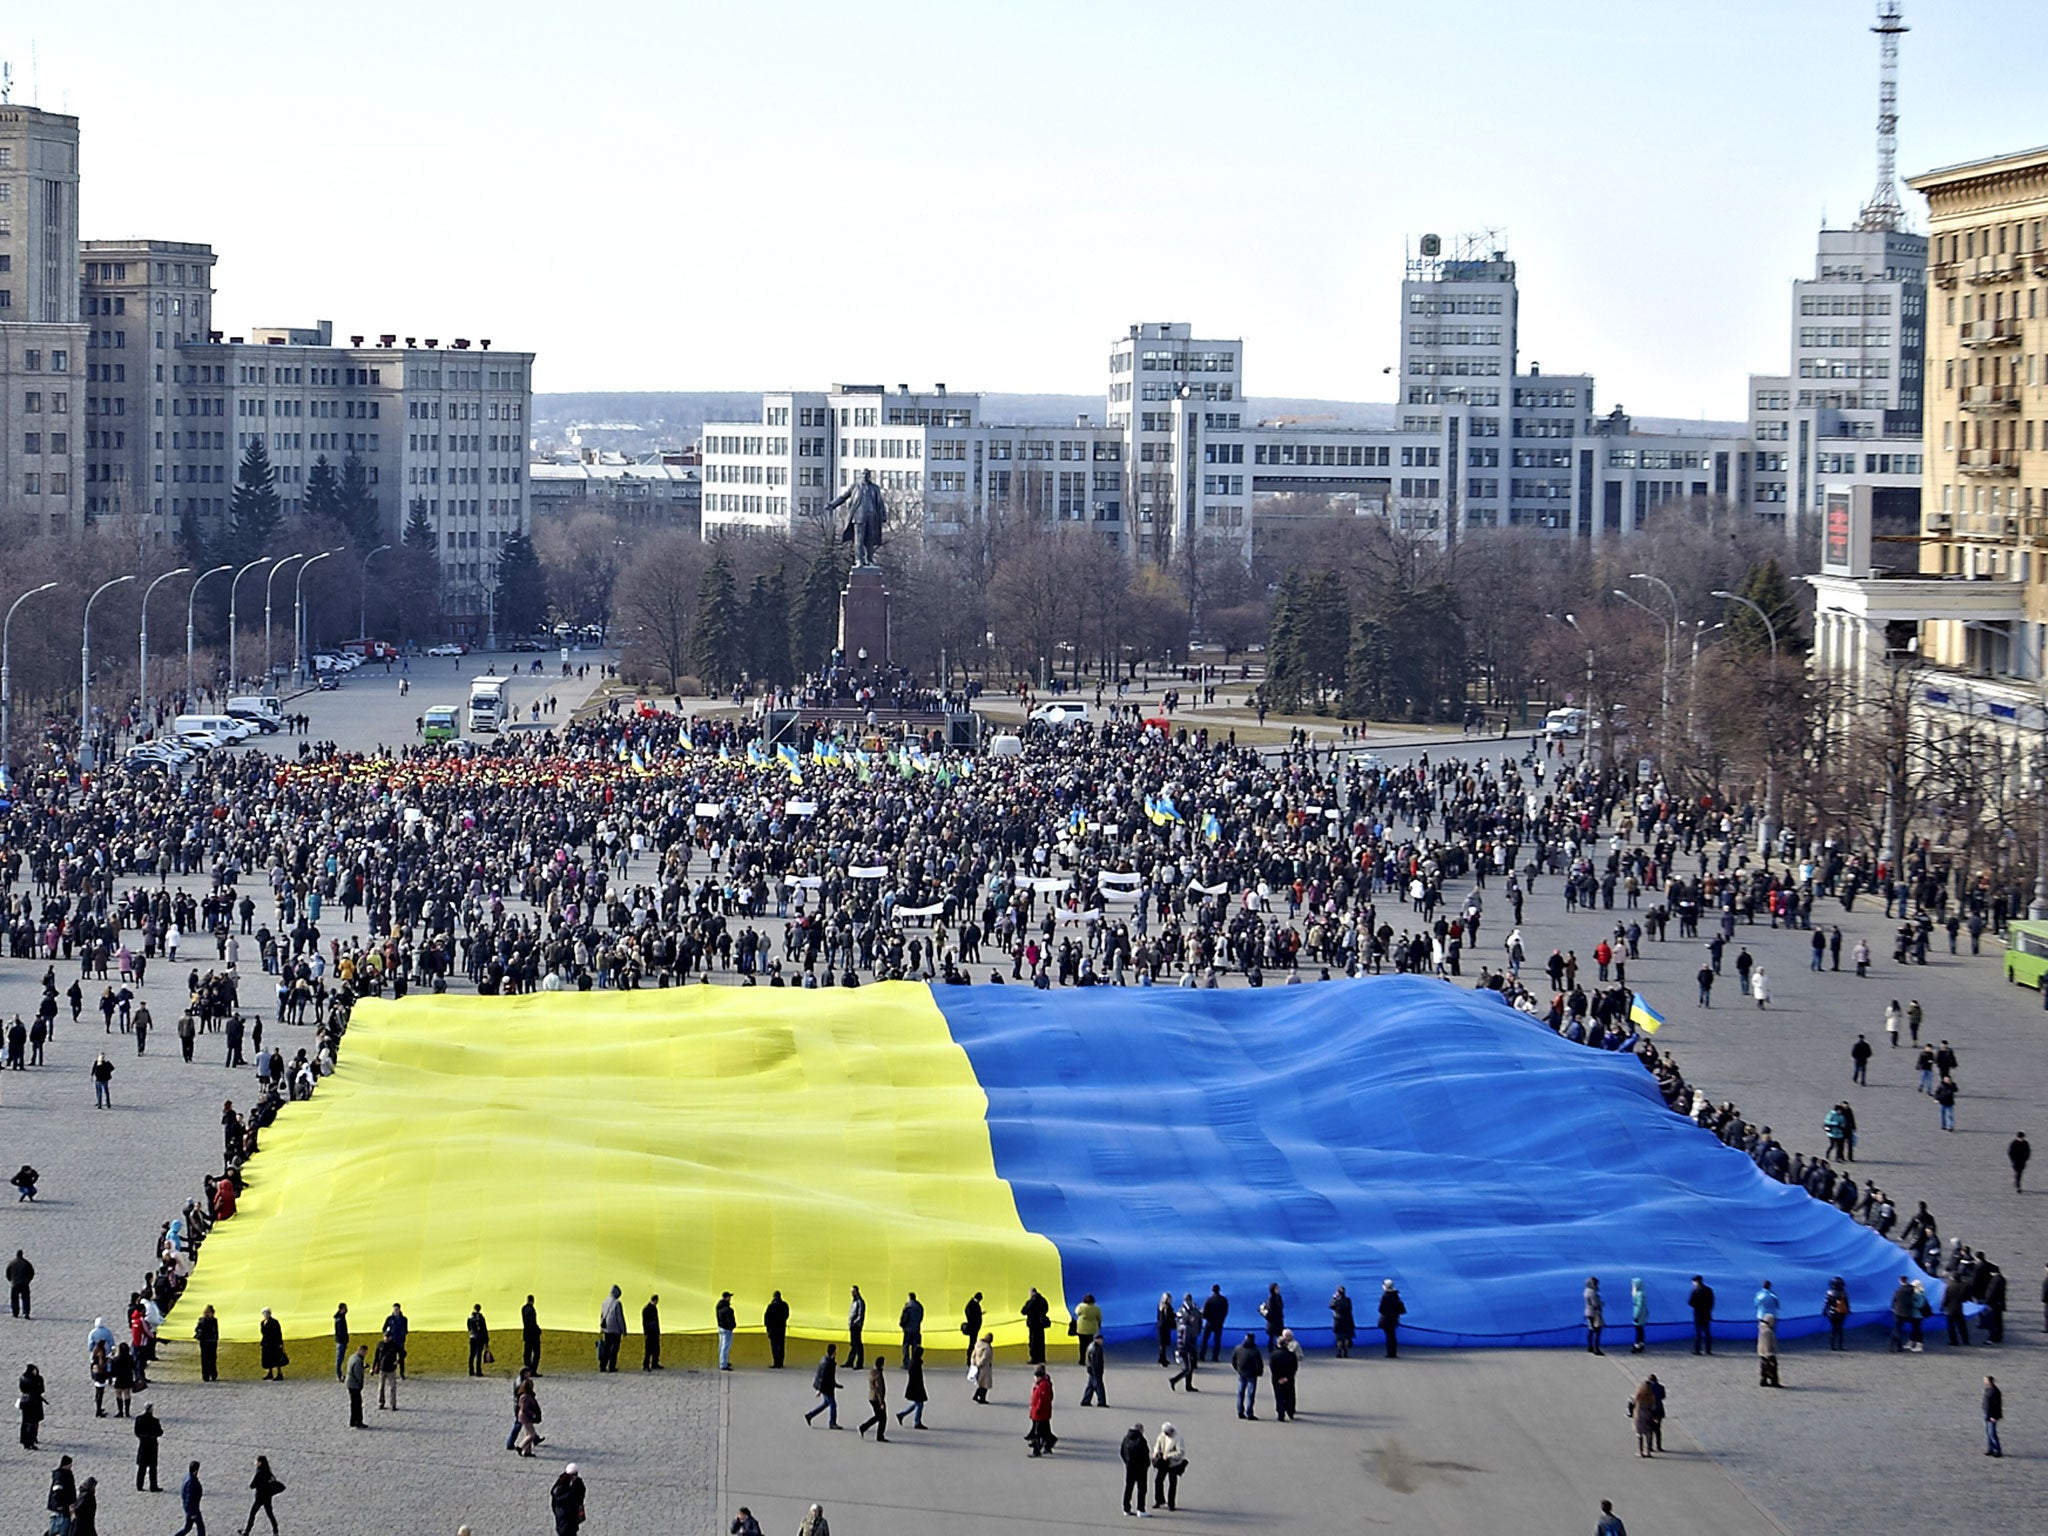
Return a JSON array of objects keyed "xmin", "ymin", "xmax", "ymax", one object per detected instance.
[
  {"xmin": 986, "ymin": 733, "xmax": 1025, "ymax": 758},
  {"xmin": 174, "ymin": 713, "xmax": 253, "ymax": 744},
  {"xmin": 1542, "ymin": 707, "xmax": 1586, "ymax": 739},
  {"xmin": 226, "ymin": 695, "xmax": 283, "ymax": 732}
]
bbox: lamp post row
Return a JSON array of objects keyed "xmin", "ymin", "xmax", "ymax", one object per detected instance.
[{"xmin": 2, "ymin": 554, "xmax": 343, "ymax": 772}]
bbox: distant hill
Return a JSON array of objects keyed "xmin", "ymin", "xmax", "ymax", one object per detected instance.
[{"xmin": 533, "ymin": 390, "xmax": 1741, "ymax": 450}]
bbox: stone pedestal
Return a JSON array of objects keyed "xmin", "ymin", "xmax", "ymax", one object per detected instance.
[{"xmin": 839, "ymin": 565, "xmax": 891, "ymax": 668}]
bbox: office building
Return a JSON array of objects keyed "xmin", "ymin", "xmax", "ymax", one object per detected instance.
[
  {"xmin": 531, "ymin": 449, "xmax": 701, "ymax": 532},
  {"xmin": 0, "ymin": 104, "xmax": 86, "ymax": 535}
]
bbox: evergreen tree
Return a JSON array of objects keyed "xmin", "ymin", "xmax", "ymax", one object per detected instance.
[
  {"xmin": 403, "ymin": 497, "xmax": 438, "ymax": 553},
  {"xmin": 175, "ymin": 506, "xmax": 210, "ymax": 569},
  {"xmin": 746, "ymin": 568, "xmax": 796, "ymax": 687},
  {"xmin": 1725, "ymin": 557, "xmax": 1805, "ymax": 657},
  {"xmin": 303, "ymin": 455, "xmax": 342, "ymax": 526},
  {"xmin": 337, "ymin": 453, "xmax": 379, "ymax": 547},
  {"xmin": 691, "ymin": 556, "xmax": 745, "ymax": 690},
  {"xmin": 1344, "ymin": 582, "xmax": 1465, "ymax": 722},
  {"xmin": 492, "ymin": 531, "xmax": 548, "ymax": 640},
  {"xmin": 1265, "ymin": 573, "xmax": 1309, "ymax": 713},
  {"xmin": 794, "ymin": 536, "xmax": 849, "ymax": 673},
  {"xmin": 224, "ymin": 439, "xmax": 283, "ymax": 564}
]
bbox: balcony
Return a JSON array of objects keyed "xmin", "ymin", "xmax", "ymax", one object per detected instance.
[
  {"xmin": 1967, "ymin": 257, "xmax": 2022, "ymax": 285},
  {"xmin": 2034, "ymin": 252, "xmax": 2048, "ymax": 279},
  {"xmin": 1960, "ymin": 449, "xmax": 2020, "ymax": 478},
  {"xmin": 1931, "ymin": 260, "xmax": 1960, "ymax": 288},
  {"xmin": 1925, "ymin": 510, "xmax": 1953, "ymax": 530},
  {"xmin": 1961, "ymin": 383, "xmax": 2022, "ymax": 413},
  {"xmin": 1959, "ymin": 318, "xmax": 2022, "ymax": 348}
]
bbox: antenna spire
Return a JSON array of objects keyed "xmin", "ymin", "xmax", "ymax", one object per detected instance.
[{"xmin": 1856, "ymin": 1, "xmax": 1909, "ymax": 232}]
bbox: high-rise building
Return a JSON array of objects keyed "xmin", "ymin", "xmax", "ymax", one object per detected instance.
[
  {"xmin": 78, "ymin": 240, "xmax": 218, "ymax": 520},
  {"xmin": 1908, "ymin": 144, "xmax": 2048, "ymax": 673},
  {"xmin": 0, "ymin": 104, "xmax": 87, "ymax": 535}
]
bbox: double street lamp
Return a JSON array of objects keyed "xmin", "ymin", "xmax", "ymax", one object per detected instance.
[
  {"xmin": 2, "ymin": 581, "xmax": 59, "ymax": 773},
  {"xmin": 138, "ymin": 566, "xmax": 192, "ymax": 730},
  {"xmin": 360, "ymin": 543, "xmax": 393, "ymax": 643},
  {"xmin": 227, "ymin": 556, "xmax": 273, "ymax": 692},
  {"xmin": 1713, "ymin": 589, "xmax": 1781, "ymax": 858},
  {"xmin": 295, "ymin": 551, "xmax": 338, "ymax": 683},
  {"xmin": 187, "ymin": 564, "xmax": 234, "ymax": 703},
  {"xmin": 265, "ymin": 554, "xmax": 307, "ymax": 688},
  {"xmin": 81, "ymin": 575, "xmax": 137, "ymax": 770}
]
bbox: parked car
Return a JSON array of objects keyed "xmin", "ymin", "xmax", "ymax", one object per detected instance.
[
  {"xmin": 426, "ymin": 642, "xmax": 468, "ymax": 657},
  {"xmin": 507, "ymin": 638, "xmax": 542, "ymax": 653}
]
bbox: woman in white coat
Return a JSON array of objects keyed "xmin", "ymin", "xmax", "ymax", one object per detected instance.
[
  {"xmin": 1751, "ymin": 968, "xmax": 1770, "ymax": 1009},
  {"xmin": 968, "ymin": 1332, "xmax": 994, "ymax": 1405}
]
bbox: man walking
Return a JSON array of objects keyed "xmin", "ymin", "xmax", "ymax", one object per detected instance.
[
  {"xmin": 522, "ymin": 1295, "xmax": 542, "ymax": 1375},
  {"xmin": 467, "ymin": 1305, "xmax": 491, "ymax": 1376},
  {"xmin": 1851, "ymin": 1035, "xmax": 1872, "ymax": 1085},
  {"xmin": 1021, "ymin": 1287, "xmax": 1050, "ymax": 1366},
  {"xmin": 1983, "ymin": 1374, "xmax": 2004, "ymax": 1457},
  {"xmin": 332, "ymin": 1304, "xmax": 349, "ymax": 1381},
  {"xmin": 1595, "ymin": 1499, "xmax": 1627, "ymax": 1536},
  {"xmin": 1081, "ymin": 1333, "xmax": 1108, "ymax": 1407},
  {"xmin": 803, "ymin": 1344, "xmax": 840, "ymax": 1429},
  {"xmin": 174, "ymin": 1461, "xmax": 205, "ymax": 1536},
  {"xmin": 2010, "ymin": 1132, "xmax": 2031, "ymax": 1193}
]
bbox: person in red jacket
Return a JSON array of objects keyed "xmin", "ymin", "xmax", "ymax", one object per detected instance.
[
  {"xmin": 1026, "ymin": 1365, "xmax": 1057, "ymax": 1457},
  {"xmin": 1594, "ymin": 940, "xmax": 1614, "ymax": 982}
]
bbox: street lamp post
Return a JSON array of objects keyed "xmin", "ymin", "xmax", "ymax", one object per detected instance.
[
  {"xmin": 264, "ymin": 554, "xmax": 307, "ymax": 688},
  {"xmin": 2, "ymin": 581, "xmax": 59, "ymax": 772},
  {"xmin": 1962, "ymin": 619, "xmax": 2048, "ymax": 920},
  {"xmin": 295, "ymin": 550, "xmax": 337, "ymax": 684},
  {"xmin": 138, "ymin": 566, "xmax": 192, "ymax": 732},
  {"xmin": 1562, "ymin": 613, "xmax": 1596, "ymax": 766},
  {"xmin": 1713, "ymin": 589, "xmax": 1781, "ymax": 858},
  {"xmin": 186, "ymin": 564, "xmax": 234, "ymax": 704},
  {"xmin": 1613, "ymin": 587, "xmax": 1674, "ymax": 764},
  {"xmin": 227, "ymin": 556, "xmax": 273, "ymax": 692},
  {"xmin": 1629, "ymin": 573, "xmax": 1679, "ymax": 763},
  {"xmin": 81, "ymin": 574, "xmax": 138, "ymax": 770},
  {"xmin": 359, "ymin": 543, "xmax": 392, "ymax": 643}
]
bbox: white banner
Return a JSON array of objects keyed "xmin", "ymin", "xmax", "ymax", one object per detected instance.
[
  {"xmin": 1191, "ymin": 880, "xmax": 1231, "ymax": 896},
  {"xmin": 783, "ymin": 874, "xmax": 823, "ymax": 890},
  {"xmin": 786, "ymin": 800, "xmax": 818, "ymax": 816},
  {"xmin": 1098, "ymin": 869, "xmax": 1142, "ymax": 889},
  {"xmin": 850, "ymin": 865, "xmax": 889, "ymax": 880},
  {"xmin": 694, "ymin": 802, "xmax": 725, "ymax": 818},
  {"xmin": 896, "ymin": 902, "xmax": 944, "ymax": 919},
  {"xmin": 1030, "ymin": 877, "xmax": 1073, "ymax": 894}
]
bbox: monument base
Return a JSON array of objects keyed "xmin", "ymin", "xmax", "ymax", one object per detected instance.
[{"xmin": 839, "ymin": 565, "xmax": 891, "ymax": 668}]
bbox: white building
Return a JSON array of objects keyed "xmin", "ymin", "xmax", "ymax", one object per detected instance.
[
  {"xmin": 0, "ymin": 105, "xmax": 87, "ymax": 536},
  {"xmin": 1747, "ymin": 225, "xmax": 1927, "ymax": 530},
  {"xmin": 166, "ymin": 323, "xmax": 534, "ymax": 629}
]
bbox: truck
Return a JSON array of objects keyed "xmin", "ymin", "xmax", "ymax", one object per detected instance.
[
  {"xmin": 422, "ymin": 704, "xmax": 460, "ymax": 745},
  {"xmin": 468, "ymin": 676, "xmax": 510, "ymax": 734}
]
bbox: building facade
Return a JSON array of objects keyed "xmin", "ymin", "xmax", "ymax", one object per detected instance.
[
  {"xmin": 0, "ymin": 105, "xmax": 86, "ymax": 536},
  {"xmin": 531, "ymin": 450, "xmax": 700, "ymax": 533},
  {"xmin": 1908, "ymin": 144, "xmax": 2048, "ymax": 674}
]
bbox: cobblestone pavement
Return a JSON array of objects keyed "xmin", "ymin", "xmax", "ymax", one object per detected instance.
[{"xmin": 1, "ymin": 684, "xmax": 2042, "ymax": 1531}]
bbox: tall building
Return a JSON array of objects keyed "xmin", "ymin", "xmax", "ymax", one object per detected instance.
[
  {"xmin": 160, "ymin": 324, "xmax": 535, "ymax": 633},
  {"xmin": 78, "ymin": 240, "xmax": 218, "ymax": 519},
  {"xmin": 1746, "ymin": 225, "xmax": 1927, "ymax": 529},
  {"xmin": 0, "ymin": 105, "xmax": 86, "ymax": 535},
  {"xmin": 1908, "ymin": 143, "xmax": 2048, "ymax": 674}
]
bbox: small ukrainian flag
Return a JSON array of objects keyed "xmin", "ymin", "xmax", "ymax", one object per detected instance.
[{"xmin": 1628, "ymin": 992, "xmax": 1666, "ymax": 1035}]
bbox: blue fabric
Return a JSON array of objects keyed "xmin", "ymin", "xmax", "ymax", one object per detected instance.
[{"xmin": 935, "ymin": 978, "xmax": 1933, "ymax": 1346}]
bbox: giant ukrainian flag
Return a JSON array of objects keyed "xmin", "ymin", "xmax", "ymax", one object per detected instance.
[{"xmin": 181, "ymin": 979, "xmax": 1930, "ymax": 1349}]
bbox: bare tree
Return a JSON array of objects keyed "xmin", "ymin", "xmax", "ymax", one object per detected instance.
[{"xmin": 613, "ymin": 530, "xmax": 709, "ymax": 689}]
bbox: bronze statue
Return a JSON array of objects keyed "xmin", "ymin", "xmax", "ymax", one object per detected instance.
[{"xmin": 826, "ymin": 469, "xmax": 887, "ymax": 566}]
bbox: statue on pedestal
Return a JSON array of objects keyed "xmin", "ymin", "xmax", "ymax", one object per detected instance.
[{"xmin": 826, "ymin": 469, "xmax": 887, "ymax": 567}]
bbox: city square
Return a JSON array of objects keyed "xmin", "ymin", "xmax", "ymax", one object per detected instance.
[{"xmin": 5, "ymin": 4, "xmax": 2048, "ymax": 1534}]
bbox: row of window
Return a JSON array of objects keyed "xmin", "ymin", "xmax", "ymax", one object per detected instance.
[
  {"xmin": 1408, "ymin": 295, "xmax": 1505, "ymax": 316},
  {"xmin": 1513, "ymin": 388, "xmax": 1580, "ymax": 408},
  {"xmin": 1252, "ymin": 443, "xmax": 1390, "ymax": 467},
  {"xmin": 1408, "ymin": 327, "xmax": 1503, "ymax": 347},
  {"xmin": 1800, "ymin": 295, "xmax": 1894, "ymax": 316},
  {"xmin": 1799, "ymin": 328, "xmax": 1893, "ymax": 348},
  {"xmin": 17, "ymin": 473, "xmax": 68, "ymax": 496},
  {"xmin": 1408, "ymin": 357, "xmax": 1502, "ymax": 377}
]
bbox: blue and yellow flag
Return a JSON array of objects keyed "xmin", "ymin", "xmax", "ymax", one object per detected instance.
[
  {"xmin": 1202, "ymin": 811, "xmax": 1222, "ymax": 845},
  {"xmin": 1628, "ymin": 992, "xmax": 1666, "ymax": 1035}
]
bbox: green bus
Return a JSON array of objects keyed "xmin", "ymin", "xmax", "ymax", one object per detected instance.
[
  {"xmin": 2004, "ymin": 919, "xmax": 2048, "ymax": 988},
  {"xmin": 423, "ymin": 704, "xmax": 460, "ymax": 745}
]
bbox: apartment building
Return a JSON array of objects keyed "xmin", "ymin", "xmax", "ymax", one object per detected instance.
[
  {"xmin": 1908, "ymin": 144, "xmax": 2048, "ymax": 672},
  {"xmin": 0, "ymin": 105, "xmax": 86, "ymax": 536}
]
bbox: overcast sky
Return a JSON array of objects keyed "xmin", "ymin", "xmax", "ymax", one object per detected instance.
[{"xmin": 16, "ymin": 0, "xmax": 2030, "ymax": 414}]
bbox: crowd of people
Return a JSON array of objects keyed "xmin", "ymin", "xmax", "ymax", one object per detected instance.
[{"xmin": 0, "ymin": 680, "xmax": 2034, "ymax": 1530}]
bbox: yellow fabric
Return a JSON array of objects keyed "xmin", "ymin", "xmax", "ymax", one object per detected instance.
[{"xmin": 180, "ymin": 983, "xmax": 1065, "ymax": 1346}]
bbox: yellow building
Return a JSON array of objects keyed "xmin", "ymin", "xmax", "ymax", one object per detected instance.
[{"xmin": 1909, "ymin": 144, "xmax": 2048, "ymax": 671}]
